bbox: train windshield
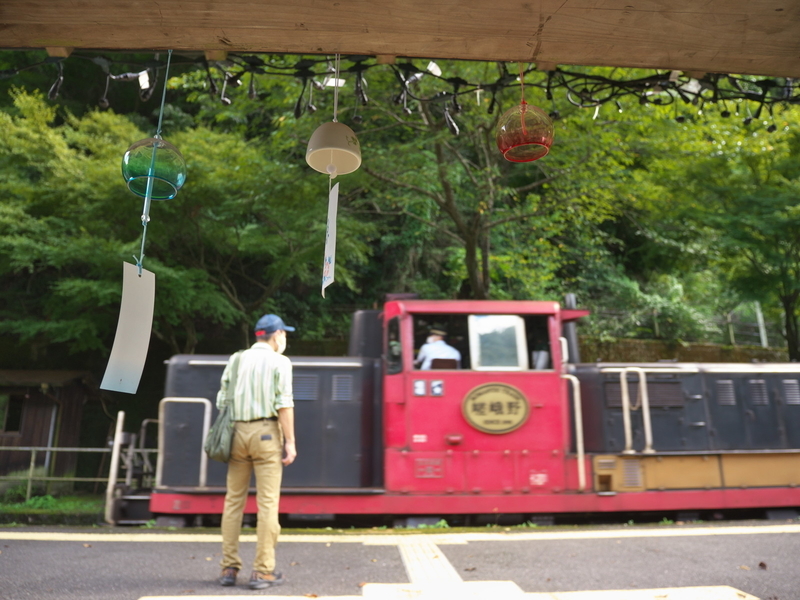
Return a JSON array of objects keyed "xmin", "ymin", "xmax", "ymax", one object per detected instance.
[
  {"xmin": 411, "ymin": 313, "xmax": 551, "ymax": 371},
  {"xmin": 468, "ymin": 315, "xmax": 529, "ymax": 370}
]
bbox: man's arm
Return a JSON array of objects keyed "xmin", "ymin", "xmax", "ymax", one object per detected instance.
[
  {"xmin": 216, "ymin": 359, "xmax": 233, "ymax": 409},
  {"xmin": 415, "ymin": 345, "xmax": 428, "ymax": 367},
  {"xmin": 278, "ymin": 407, "xmax": 296, "ymax": 466}
]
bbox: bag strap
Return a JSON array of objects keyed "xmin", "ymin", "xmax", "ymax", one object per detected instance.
[{"xmin": 223, "ymin": 350, "xmax": 244, "ymax": 405}]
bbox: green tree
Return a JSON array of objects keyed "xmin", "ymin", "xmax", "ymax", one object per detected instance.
[
  {"xmin": 688, "ymin": 115, "xmax": 800, "ymax": 359},
  {"xmin": 356, "ymin": 62, "xmax": 629, "ymax": 300},
  {"xmin": 0, "ymin": 89, "xmax": 375, "ymax": 362}
]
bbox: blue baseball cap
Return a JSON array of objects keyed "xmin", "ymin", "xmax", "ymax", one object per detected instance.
[{"xmin": 254, "ymin": 314, "xmax": 296, "ymax": 335}]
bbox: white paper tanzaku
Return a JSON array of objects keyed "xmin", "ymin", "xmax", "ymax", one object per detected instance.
[
  {"xmin": 101, "ymin": 262, "xmax": 156, "ymax": 393},
  {"xmin": 322, "ymin": 182, "xmax": 340, "ymax": 298}
]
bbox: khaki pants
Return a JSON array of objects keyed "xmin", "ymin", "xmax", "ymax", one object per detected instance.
[{"xmin": 220, "ymin": 419, "xmax": 283, "ymax": 573}]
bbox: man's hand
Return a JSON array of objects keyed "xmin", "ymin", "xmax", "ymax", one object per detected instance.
[
  {"xmin": 282, "ymin": 440, "xmax": 297, "ymax": 466},
  {"xmin": 277, "ymin": 407, "xmax": 296, "ymax": 466}
]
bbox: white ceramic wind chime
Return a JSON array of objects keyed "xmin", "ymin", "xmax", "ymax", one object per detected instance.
[{"xmin": 305, "ymin": 54, "xmax": 362, "ymax": 297}]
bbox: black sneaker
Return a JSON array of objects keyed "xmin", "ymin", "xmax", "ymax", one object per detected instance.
[
  {"xmin": 248, "ymin": 570, "xmax": 284, "ymax": 589},
  {"xmin": 219, "ymin": 567, "xmax": 239, "ymax": 586}
]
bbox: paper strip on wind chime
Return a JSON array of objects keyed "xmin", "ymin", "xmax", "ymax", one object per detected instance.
[
  {"xmin": 101, "ymin": 262, "xmax": 156, "ymax": 393},
  {"xmin": 322, "ymin": 182, "xmax": 340, "ymax": 297}
]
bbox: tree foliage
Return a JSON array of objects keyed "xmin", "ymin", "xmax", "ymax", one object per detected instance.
[{"xmin": 1, "ymin": 51, "xmax": 799, "ymax": 371}]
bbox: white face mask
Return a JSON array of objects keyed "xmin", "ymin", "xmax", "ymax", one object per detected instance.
[
  {"xmin": 276, "ymin": 332, "xmax": 287, "ymax": 355},
  {"xmin": 426, "ymin": 336, "xmax": 435, "ymax": 344}
]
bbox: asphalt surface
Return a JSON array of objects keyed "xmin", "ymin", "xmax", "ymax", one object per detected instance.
[{"xmin": 1, "ymin": 521, "xmax": 799, "ymax": 599}]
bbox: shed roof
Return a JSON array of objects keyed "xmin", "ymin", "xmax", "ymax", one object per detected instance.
[{"xmin": 0, "ymin": 370, "xmax": 92, "ymax": 388}]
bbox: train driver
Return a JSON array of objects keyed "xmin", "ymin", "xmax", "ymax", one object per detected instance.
[{"xmin": 415, "ymin": 327, "xmax": 461, "ymax": 370}]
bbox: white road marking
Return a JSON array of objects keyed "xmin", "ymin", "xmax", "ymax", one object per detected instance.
[
  {"xmin": 395, "ymin": 539, "xmax": 462, "ymax": 585},
  {"xmin": 0, "ymin": 526, "xmax": 774, "ymax": 599},
  {"xmin": 362, "ymin": 581, "xmax": 525, "ymax": 598},
  {"xmin": 523, "ymin": 586, "xmax": 758, "ymax": 599},
  {"xmin": 1, "ymin": 522, "xmax": 799, "ymax": 543},
  {"xmin": 139, "ymin": 587, "xmax": 758, "ymax": 600}
]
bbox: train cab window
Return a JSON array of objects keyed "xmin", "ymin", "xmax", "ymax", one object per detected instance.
[
  {"xmin": 468, "ymin": 315, "xmax": 529, "ymax": 371},
  {"xmin": 386, "ymin": 317, "xmax": 402, "ymax": 374},
  {"xmin": 525, "ymin": 315, "xmax": 552, "ymax": 370},
  {"xmin": 413, "ymin": 315, "xmax": 469, "ymax": 370}
]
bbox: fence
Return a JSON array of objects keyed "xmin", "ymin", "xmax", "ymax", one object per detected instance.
[
  {"xmin": 0, "ymin": 446, "xmax": 112, "ymax": 501},
  {"xmin": 0, "ymin": 438, "xmax": 158, "ymax": 501},
  {"xmin": 591, "ymin": 302, "xmax": 784, "ymax": 349}
]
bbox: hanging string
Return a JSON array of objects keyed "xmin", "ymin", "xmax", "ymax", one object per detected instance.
[
  {"xmin": 519, "ymin": 62, "xmax": 528, "ymax": 137},
  {"xmin": 135, "ymin": 49, "xmax": 173, "ymax": 276},
  {"xmin": 332, "ymin": 53, "xmax": 341, "ymax": 123},
  {"xmin": 155, "ymin": 50, "xmax": 172, "ymax": 138}
]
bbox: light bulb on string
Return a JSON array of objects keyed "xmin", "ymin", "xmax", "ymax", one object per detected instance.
[
  {"xmin": 47, "ymin": 61, "xmax": 64, "ymax": 100},
  {"xmin": 294, "ymin": 78, "xmax": 308, "ymax": 118},
  {"xmin": 248, "ymin": 72, "xmax": 258, "ymax": 99},
  {"xmin": 307, "ymin": 79, "xmax": 317, "ymax": 113},
  {"xmin": 99, "ymin": 74, "xmax": 111, "ymax": 109}
]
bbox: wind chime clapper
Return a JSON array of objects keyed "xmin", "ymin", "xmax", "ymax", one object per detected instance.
[
  {"xmin": 101, "ymin": 50, "xmax": 185, "ymax": 395},
  {"xmin": 305, "ymin": 54, "xmax": 362, "ymax": 298},
  {"xmin": 496, "ymin": 63, "xmax": 554, "ymax": 162}
]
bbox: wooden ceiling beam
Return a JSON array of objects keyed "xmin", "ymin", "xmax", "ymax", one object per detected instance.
[{"xmin": 1, "ymin": 1, "xmax": 798, "ymax": 77}]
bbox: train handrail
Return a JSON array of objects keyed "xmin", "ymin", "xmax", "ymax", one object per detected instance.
[
  {"xmin": 617, "ymin": 367, "xmax": 654, "ymax": 454},
  {"xmin": 562, "ymin": 374, "xmax": 586, "ymax": 492},
  {"xmin": 601, "ymin": 366, "xmax": 699, "ymax": 454},
  {"xmin": 559, "ymin": 336, "xmax": 569, "ymax": 372}
]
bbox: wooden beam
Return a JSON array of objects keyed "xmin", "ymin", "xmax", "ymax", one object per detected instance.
[
  {"xmin": 204, "ymin": 50, "xmax": 228, "ymax": 62},
  {"xmin": 45, "ymin": 47, "xmax": 73, "ymax": 58},
  {"xmin": 1, "ymin": 1, "xmax": 798, "ymax": 77},
  {"xmin": 376, "ymin": 55, "xmax": 397, "ymax": 65}
]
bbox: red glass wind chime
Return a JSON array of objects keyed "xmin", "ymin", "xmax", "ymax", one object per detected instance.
[{"xmin": 496, "ymin": 64, "xmax": 554, "ymax": 162}]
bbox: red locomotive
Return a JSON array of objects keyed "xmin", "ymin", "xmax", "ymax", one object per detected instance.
[{"xmin": 114, "ymin": 298, "xmax": 800, "ymax": 524}]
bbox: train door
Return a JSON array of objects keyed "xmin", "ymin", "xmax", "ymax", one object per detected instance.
[
  {"xmin": 742, "ymin": 376, "xmax": 783, "ymax": 448},
  {"xmin": 706, "ymin": 374, "xmax": 783, "ymax": 450},
  {"xmin": 779, "ymin": 376, "xmax": 800, "ymax": 448},
  {"xmin": 706, "ymin": 376, "xmax": 748, "ymax": 450},
  {"xmin": 283, "ymin": 358, "xmax": 377, "ymax": 488}
]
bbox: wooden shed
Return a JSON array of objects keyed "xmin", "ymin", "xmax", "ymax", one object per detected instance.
[{"xmin": 0, "ymin": 370, "xmax": 96, "ymax": 483}]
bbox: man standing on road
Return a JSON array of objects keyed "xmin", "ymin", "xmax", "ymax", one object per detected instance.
[
  {"xmin": 217, "ymin": 314, "xmax": 297, "ymax": 589},
  {"xmin": 415, "ymin": 327, "xmax": 461, "ymax": 370}
]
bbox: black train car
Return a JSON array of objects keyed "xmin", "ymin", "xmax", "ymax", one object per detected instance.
[
  {"xmin": 572, "ymin": 362, "xmax": 800, "ymax": 495},
  {"xmin": 157, "ymin": 354, "xmax": 382, "ymax": 491}
]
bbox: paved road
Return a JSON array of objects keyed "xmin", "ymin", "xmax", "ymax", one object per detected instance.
[{"xmin": 1, "ymin": 521, "xmax": 799, "ymax": 599}]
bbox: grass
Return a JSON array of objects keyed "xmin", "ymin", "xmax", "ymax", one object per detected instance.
[{"xmin": 0, "ymin": 494, "xmax": 105, "ymax": 515}]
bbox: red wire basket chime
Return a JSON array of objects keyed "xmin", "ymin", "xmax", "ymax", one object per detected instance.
[{"xmin": 496, "ymin": 65, "xmax": 554, "ymax": 162}]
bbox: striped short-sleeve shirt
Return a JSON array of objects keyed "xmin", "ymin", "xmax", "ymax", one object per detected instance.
[{"xmin": 216, "ymin": 342, "xmax": 294, "ymax": 421}]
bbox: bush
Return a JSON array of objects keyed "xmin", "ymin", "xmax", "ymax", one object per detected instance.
[
  {"xmin": 2, "ymin": 484, "xmax": 28, "ymax": 504},
  {"xmin": 20, "ymin": 494, "xmax": 57, "ymax": 509},
  {"xmin": 0, "ymin": 467, "xmax": 47, "ymax": 500}
]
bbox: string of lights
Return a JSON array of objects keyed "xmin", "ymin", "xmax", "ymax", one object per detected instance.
[{"xmin": 2, "ymin": 52, "xmax": 797, "ymax": 131}]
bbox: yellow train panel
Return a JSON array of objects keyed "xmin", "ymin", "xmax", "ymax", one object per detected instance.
[
  {"xmin": 594, "ymin": 452, "xmax": 800, "ymax": 492},
  {"xmin": 641, "ymin": 455, "xmax": 722, "ymax": 490},
  {"xmin": 721, "ymin": 454, "xmax": 800, "ymax": 488}
]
